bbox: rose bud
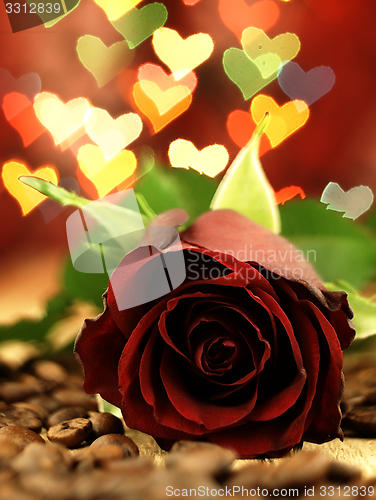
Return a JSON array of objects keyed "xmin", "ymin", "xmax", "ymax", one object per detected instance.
[{"xmin": 74, "ymin": 209, "xmax": 355, "ymax": 459}]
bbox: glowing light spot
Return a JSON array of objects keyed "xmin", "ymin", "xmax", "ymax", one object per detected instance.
[
  {"xmin": 152, "ymin": 28, "xmax": 214, "ymax": 80},
  {"xmin": 34, "ymin": 92, "xmax": 91, "ymax": 146},
  {"xmin": 84, "ymin": 108, "xmax": 142, "ymax": 161},
  {"xmin": 76, "ymin": 36, "xmax": 134, "ymax": 87},
  {"xmin": 251, "ymin": 95, "xmax": 309, "ymax": 147},
  {"xmin": 3, "ymin": 92, "xmax": 46, "ymax": 146},
  {"xmin": 92, "ymin": 0, "xmax": 143, "ymax": 21},
  {"xmin": 168, "ymin": 139, "xmax": 229, "ymax": 178},
  {"xmin": 133, "ymin": 81, "xmax": 192, "ymax": 133},
  {"xmin": 275, "ymin": 186, "xmax": 306, "ymax": 205},
  {"xmin": 218, "ymin": 0, "xmax": 279, "ymax": 41},
  {"xmin": 77, "ymin": 145, "xmax": 137, "ymax": 198},
  {"xmin": 2, "ymin": 161, "xmax": 58, "ymax": 215}
]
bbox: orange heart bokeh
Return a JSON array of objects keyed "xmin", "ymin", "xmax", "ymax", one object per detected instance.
[
  {"xmin": 218, "ymin": 0, "xmax": 280, "ymax": 40},
  {"xmin": 2, "ymin": 92, "xmax": 46, "ymax": 147},
  {"xmin": 226, "ymin": 109, "xmax": 271, "ymax": 156},
  {"xmin": 133, "ymin": 81, "xmax": 192, "ymax": 133},
  {"xmin": 251, "ymin": 95, "xmax": 310, "ymax": 147}
]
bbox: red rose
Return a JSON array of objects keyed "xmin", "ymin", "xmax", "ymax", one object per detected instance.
[{"xmin": 75, "ymin": 209, "xmax": 355, "ymax": 458}]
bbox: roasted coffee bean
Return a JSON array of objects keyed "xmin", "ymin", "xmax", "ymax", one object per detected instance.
[
  {"xmin": 0, "ymin": 381, "xmax": 38, "ymax": 404},
  {"xmin": 47, "ymin": 418, "xmax": 92, "ymax": 448},
  {"xmin": 344, "ymin": 406, "xmax": 376, "ymax": 436},
  {"xmin": 327, "ymin": 460, "xmax": 362, "ymax": 483},
  {"xmin": 52, "ymin": 388, "xmax": 98, "ymax": 411},
  {"xmin": 0, "ymin": 406, "xmax": 42, "ymax": 432},
  {"xmin": 12, "ymin": 401, "xmax": 49, "ymax": 425},
  {"xmin": 167, "ymin": 441, "xmax": 236, "ymax": 478},
  {"xmin": 31, "ymin": 360, "xmax": 68, "ymax": 384},
  {"xmin": 16, "ymin": 373, "xmax": 44, "ymax": 392},
  {"xmin": 26, "ymin": 394, "xmax": 61, "ymax": 413},
  {"xmin": 86, "ymin": 412, "xmax": 124, "ymax": 442},
  {"xmin": 12, "ymin": 442, "xmax": 73, "ymax": 474},
  {"xmin": 0, "ymin": 425, "xmax": 45, "ymax": 448},
  {"xmin": 0, "ymin": 441, "xmax": 22, "ymax": 466},
  {"xmin": 105, "ymin": 456, "xmax": 155, "ymax": 474},
  {"xmin": 361, "ymin": 388, "xmax": 376, "ymax": 406},
  {"xmin": 18, "ymin": 472, "xmax": 73, "ymax": 500},
  {"xmin": 73, "ymin": 444, "xmax": 125, "ymax": 472},
  {"xmin": 90, "ymin": 434, "xmax": 139, "ymax": 457},
  {"xmin": 47, "ymin": 406, "xmax": 88, "ymax": 428}
]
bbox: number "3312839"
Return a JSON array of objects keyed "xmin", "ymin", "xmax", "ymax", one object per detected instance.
[{"xmin": 5, "ymin": 3, "xmax": 61, "ymax": 14}]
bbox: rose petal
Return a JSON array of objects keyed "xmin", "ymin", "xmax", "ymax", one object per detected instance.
[
  {"xmin": 159, "ymin": 347, "xmax": 260, "ymax": 430},
  {"xmin": 181, "ymin": 209, "xmax": 323, "ymax": 287},
  {"xmin": 74, "ymin": 295, "xmax": 125, "ymax": 408}
]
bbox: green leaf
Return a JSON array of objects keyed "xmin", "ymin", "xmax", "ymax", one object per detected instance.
[
  {"xmin": 210, "ymin": 115, "xmax": 281, "ymax": 233},
  {"xmin": 325, "ymin": 280, "xmax": 376, "ymax": 340},
  {"xmin": 135, "ymin": 163, "xmax": 217, "ymax": 225},
  {"xmin": 97, "ymin": 395, "xmax": 122, "ymax": 418},
  {"xmin": 20, "ymin": 177, "xmax": 152, "ymax": 228},
  {"xmin": 63, "ymin": 258, "xmax": 108, "ymax": 308},
  {"xmin": 280, "ymin": 199, "xmax": 376, "ymax": 288},
  {"xmin": 0, "ymin": 292, "xmax": 73, "ymax": 344}
]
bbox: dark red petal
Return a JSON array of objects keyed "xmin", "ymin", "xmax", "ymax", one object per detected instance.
[
  {"xmin": 159, "ymin": 347, "xmax": 259, "ymax": 430},
  {"xmin": 127, "ymin": 327, "xmax": 208, "ymax": 435},
  {"xmin": 181, "ymin": 209, "xmax": 323, "ymax": 287},
  {"xmin": 74, "ymin": 295, "xmax": 125, "ymax": 408},
  {"xmin": 300, "ymin": 302, "xmax": 344, "ymax": 442},
  {"xmin": 149, "ymin": 208, "xmax": 189, "ymax": 229},
  {"xmin": 206, "ymin": 411, "xmax": 307, "ymax": 458}
]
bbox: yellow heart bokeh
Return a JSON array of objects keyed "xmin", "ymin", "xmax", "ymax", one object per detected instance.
[
  {"xmin": 34, "ymin": 92, "xmax": 91, "ymax": 146},
  {"xmin": 168, "ymin": 139, "xmax": 229, "ymax": 178},
  {"xmin": 85, "ymin": 108, "xmax": 142, "ymax": 160},
  {"xmin": 77, "ymin": 144, "xmax": 137, "ymax": 198},
  {"xmin": 93, "ymin": 0, "xmax": 143, "ymax": 21},
  {"xmin": 138, "ymin": 80, "xmax": 191, "ymax": 115},
  {"xmin": 241, "ymin": 27, "xmax": 300, "ymax": 63},
  {"xmin": 2, "ymin": 161, "xmax": 58, "ymax": 215},
  {"xmin": 152, "ymin": 28, "xmax": 214, "ymax": 80},
  {"xmin": 251, "ymin": 95, "xmax": 309, "ymax": 147}
]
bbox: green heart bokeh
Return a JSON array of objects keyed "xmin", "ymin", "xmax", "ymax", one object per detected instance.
[{"xmin": 112, "ymin": 2, "xmax": 168, "ymax": 49}]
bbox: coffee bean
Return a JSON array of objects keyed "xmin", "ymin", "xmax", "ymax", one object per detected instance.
[
  {"xmin": 361, "ymin": 388, "xmax": 376, "ymax": 406},
  {"xmin": 167, "ymin": 441, "xmax": 236, "ymax": 478},
  {"xmin": 105, "ymin": 456, "xmax": 155, "ymax": 474},
  {"xmin": 26, "ymin": 394, "xmax": 61, "ymax": 413},
  {"xmin": 0, "ymin": 406, "xmax": 42, "ymax": 433},
  {"xmin": 73, "ymin": 444, "xmax": 125, "ymax": 472},
  {"xmin": 0, "ymin": 401, "xmax": 8, "ymax": 412},
  {"xmin": 90, "ymin": 434, "xmax": 139, "ymax": 458},
  {"xmin": 327, "ymin": 460, "xmax": 362, "ymax": 483},
  {"xmin": 0, "ymin": 381, "xmax": 39, "ymax": 404},
  {"xmin": 47, "ymin": 406, "xmax": 88, "ymax": 428},
  {"xmin": 344, "ymin": 406, "xmax": 376, "ymax": 436},
  {"xmin": 31, "ymin": 360, "xmax": 68, "ymax": 385},
  {"xmin": 18, "ymin": 471, "xmax": 73, "ymax": 500},
  {"xmin": 86, "ymin": 412, "xmax": 124, "ymax": 443},
  {"xmin": 52, "ymin": 388, "xmax": 98, "ymax": 411},
  {"xmin": 0, "ymin": 441, "xmax": 22, "ymax": 465},
  {"xmin": 47, "ymin": 418, "xmax": 92, "ymax": 448},
  {"xmin": 0, "ymin": 425, "xmax": 45, "ymax": 448},
  {"xmin": 12, "ymin": 442, "xmax": 73, "ymax": 474},
  {"xmin": 12, "ymin": 401, "xmax": 49, "ymax": 425}
]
